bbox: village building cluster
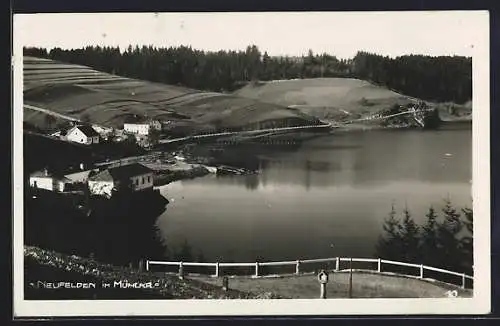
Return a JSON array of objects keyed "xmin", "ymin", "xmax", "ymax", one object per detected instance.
[
  {"xmin": 31, "ymin": 115, "xmax": 164, "ymax": 199},
  {"xmin": 29, "ymin": 162, "xmax": 155, "ymax": 199},
  {"xmin": 51, "ymin": 116, "xmax": 164, "ymax": 148}
]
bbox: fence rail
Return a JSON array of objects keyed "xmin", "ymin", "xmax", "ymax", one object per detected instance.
[{"xmin": 146, "ymin": 257, "xmax": 473, "ymax": 289}]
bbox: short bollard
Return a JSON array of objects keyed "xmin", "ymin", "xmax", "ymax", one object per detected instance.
[
  {"xmin": 317, "ymin": 270, "xmax": 329, "ymax": 299},
  {"xmin": 222, "ymin": 276, "xmax": 229, "ymax": 291}
]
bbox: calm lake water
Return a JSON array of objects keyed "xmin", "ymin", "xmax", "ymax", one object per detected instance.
[{"xmin": 156, "ymin": 125, "xmax": 472, "ymax": 262}]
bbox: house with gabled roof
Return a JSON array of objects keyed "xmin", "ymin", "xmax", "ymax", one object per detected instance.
[
  {"xmin": 66, "ymin": 125, "xmax": 100, "ymax": 145},
  {"xmin": 88, "ymin": 163, "xmax": 154, "ymax": 198},
  {"xmin": 29, "ymin": 169, "xmax": 73, "ymax": 192}
]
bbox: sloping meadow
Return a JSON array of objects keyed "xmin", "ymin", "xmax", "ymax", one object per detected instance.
[{"xmin": 23, "ymin": 56, "xmax": 319, "ymax": 133}]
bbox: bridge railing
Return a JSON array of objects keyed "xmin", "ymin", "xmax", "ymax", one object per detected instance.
[{"xmin": 146, "ymin": 257, "xmax": 473, "ymax": 289}]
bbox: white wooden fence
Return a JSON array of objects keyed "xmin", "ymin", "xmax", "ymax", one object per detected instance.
[{"xmin": 146, "ymin": 257, "xmax": 474, "ymax": 289}]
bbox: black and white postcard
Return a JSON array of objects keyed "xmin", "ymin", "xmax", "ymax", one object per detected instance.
[{"xmin": 12, "ymin": 11, "xmax": 491, "ymax": 317}]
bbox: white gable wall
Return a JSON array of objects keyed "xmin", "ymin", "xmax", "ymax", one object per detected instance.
[
  {"xmin": 66, "ymin": 128, "xmax": 100, "ymax": 145},
  {"xmin": 88, "ymin": 180, "xmax": 115, "ymax": 197},
  {"xmin": 30, "ymin": 176, "xmax": 66, "ymax": 192},
  {"xmin": 67, "ymin": 128, "xmax": 90, "ymax": 144}
]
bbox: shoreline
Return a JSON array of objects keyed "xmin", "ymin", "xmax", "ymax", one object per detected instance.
[{"xmin": 148, "ymin": 118, "xmax": 472, "ymax": 187}]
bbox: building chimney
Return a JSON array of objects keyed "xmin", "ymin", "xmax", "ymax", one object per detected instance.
[
  {"xmin": 44, "ymin": 168, "xmax": 49, "ymax": 176},
  {"xmin": 80, "ymin": 163, "xmax": 85, "ymax": 171}
]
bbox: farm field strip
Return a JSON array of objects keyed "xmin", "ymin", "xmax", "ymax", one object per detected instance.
[{"xmin": 23, "ymin": 56, "xmax": 322, "ymax": 131}]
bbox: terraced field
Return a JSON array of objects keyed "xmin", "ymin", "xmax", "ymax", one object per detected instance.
[{"xmin": 23, "ymin": 57, "xmax": 319, "ymax": 133}]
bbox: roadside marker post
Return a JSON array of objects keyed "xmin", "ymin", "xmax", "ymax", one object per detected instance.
[{"xmin": 317, "ymin": 270, "xmax": 329, "ymax": 299}]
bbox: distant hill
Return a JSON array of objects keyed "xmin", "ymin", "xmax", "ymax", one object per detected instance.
[
  {"xmin": 233, "ymin": 78, "xmax": 413, "ymax": 121},
  {"xmin": 233, "ymin": 78, "xmax": 471, "ymax": 122},
  {"xmin": 23, "ymin": 56, "xmax": 321, "ymax": 134}
]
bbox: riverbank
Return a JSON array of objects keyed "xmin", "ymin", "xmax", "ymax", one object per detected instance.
[{"xmin": 147, "ymin": 162, "xmax": 211, "ymax": 187}]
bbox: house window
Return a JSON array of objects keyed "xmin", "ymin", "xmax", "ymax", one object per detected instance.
[
  {"xmin": 142, "ymin": 177, "xmax": 144, "ymax": 184},
  {"xmin": 147, "ymin": 176, "xmax": 150, "ymax": 183}
]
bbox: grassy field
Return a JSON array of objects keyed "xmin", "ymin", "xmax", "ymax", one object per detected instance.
[
  {"xmin": 191, "ymin": 271, "xmax": 473, "ymax": 299},
  {"xmin": 23, "ymin": 56, "xmax": 319, "ymax": 133},
  {"xmin": 233, "ymin": 78, "xmax": 472, "ymax": 122}
]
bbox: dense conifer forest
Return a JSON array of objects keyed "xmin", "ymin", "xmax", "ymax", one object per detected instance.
[
  {"xmin": 376, "ymin": 200, "xmax": 473, "ymax": 275},
  {"xmin": 24, "ymin": 45, "xmax": 472, "ymax": 104}
]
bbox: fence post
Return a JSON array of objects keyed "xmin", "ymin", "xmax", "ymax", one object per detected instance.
[
  {"xmin": 462, "ymin": 273, "xmax": 466, "ymax": 289},
  {"xmin": 296, "ymin": 260, "xmax": 301, "ymax": 275},
  {"xmin": 348, "ymin": 258, "xmax": 353, "ymax": 298},
  {"xmin": 377, "ymin": 258, "xmax": 381, "ymax": 273},
  {"xmin": 146, "ymin": 260, "xmax": 149, "ymax": 272},
  {"xmin": 336, "ymin": 257, "xmax": 340, "ymax": 271},
  {"xmin": 215, "ymin": 262, "xmax": 220, "ymax": 277},
  {"xmin": 255, "ymin": 262, "xmax": 259, "ymax": 277},
  {"xmin": 419, "ymin": 265, "xmax": 424, "ymax": 279},
  {"xmin": 179, "ymin": 262, "xmax": 184, "ymax": 279}
]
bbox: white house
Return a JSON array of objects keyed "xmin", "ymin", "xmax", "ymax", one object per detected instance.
[
  {"xmin": 66, "ymin": 125, "xmax": 100, "ymax": 145},
  {"xmin": 124, "ymin": 119, "xmax": 161, "ymax": 135},
  {"xmin": 88, "ymin": 163, "xmax": 154, "ymax": 198},
  {"xmin": 124, "ymin": 123, "xmax": 151, "ymax": 135},
  {"xmin": 29, "ymin": 169, "xmax": 72, "ymax": 192}
]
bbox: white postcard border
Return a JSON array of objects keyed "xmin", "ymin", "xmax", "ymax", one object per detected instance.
[{"xmin": 12, "ymin": 11, "xmax": 491, "ymax": 317}]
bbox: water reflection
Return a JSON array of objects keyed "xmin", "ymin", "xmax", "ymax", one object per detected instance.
[
  {"xmin": 158, "ymin": 128, "xmax": 472, "ymax": 261},
  {"xmin": 199, "ymin": 129, "xmax": 472, "ymax": 191}
]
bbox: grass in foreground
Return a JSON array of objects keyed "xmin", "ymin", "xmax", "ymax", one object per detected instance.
[
  {"xmin": 191, "ymin": 271, "xmax": 473, "ymax": 299},
  {"xmin": 24, "ymin": 246, "xmax": 278, "ymax": 300}
]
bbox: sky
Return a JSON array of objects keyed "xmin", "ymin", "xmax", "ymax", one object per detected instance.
[{"xmin": 14, "ymin": 11, "xmax": 486, "ymax": 59}]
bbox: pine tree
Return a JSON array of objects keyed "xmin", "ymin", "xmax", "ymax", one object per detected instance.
[
  {"xmin": 419, "ymin": 206, "xmax": 440, "ymax": 267},
  {"xmin": 375, "ymin": 204, "xmax": 403, "ymax": 260},
  {"xmin": 460, "ymin": 206, "xmax": 473, "ymax": 273},
  {"xmin": 399, "ymin": 207, "xmax": 420, "ymax": 263},
  {"xmin": 437, "ymin": 199, "xmax": 464, "ymax": 271}
]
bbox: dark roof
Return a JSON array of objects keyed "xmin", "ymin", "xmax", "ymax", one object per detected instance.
[
  {"xmin": 71, "ymin": 125, "xmax": 99, "ymax": 137},
  {"xmin": 89, "ymin": 163, "xmax": 153, "ymax": 181}
]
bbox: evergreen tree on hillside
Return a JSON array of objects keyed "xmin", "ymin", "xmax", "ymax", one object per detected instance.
[
  {"xmin": 375, "ymin": 204, "xmax": 403, "ymax": 260},
  {"xmin": 437, "ymin": 199, "xmax": 464, "ymax": 271},
  {"xmin": 419, "ymin": 206, "xmax": 440, "ymax": 267},
  {"xmin": 461, "ymin": 206, "xmax": 473, "ymax": 273},
  {"xmin": 399, "ymin": 206, "xmax": 420, "ymax": 263}
]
